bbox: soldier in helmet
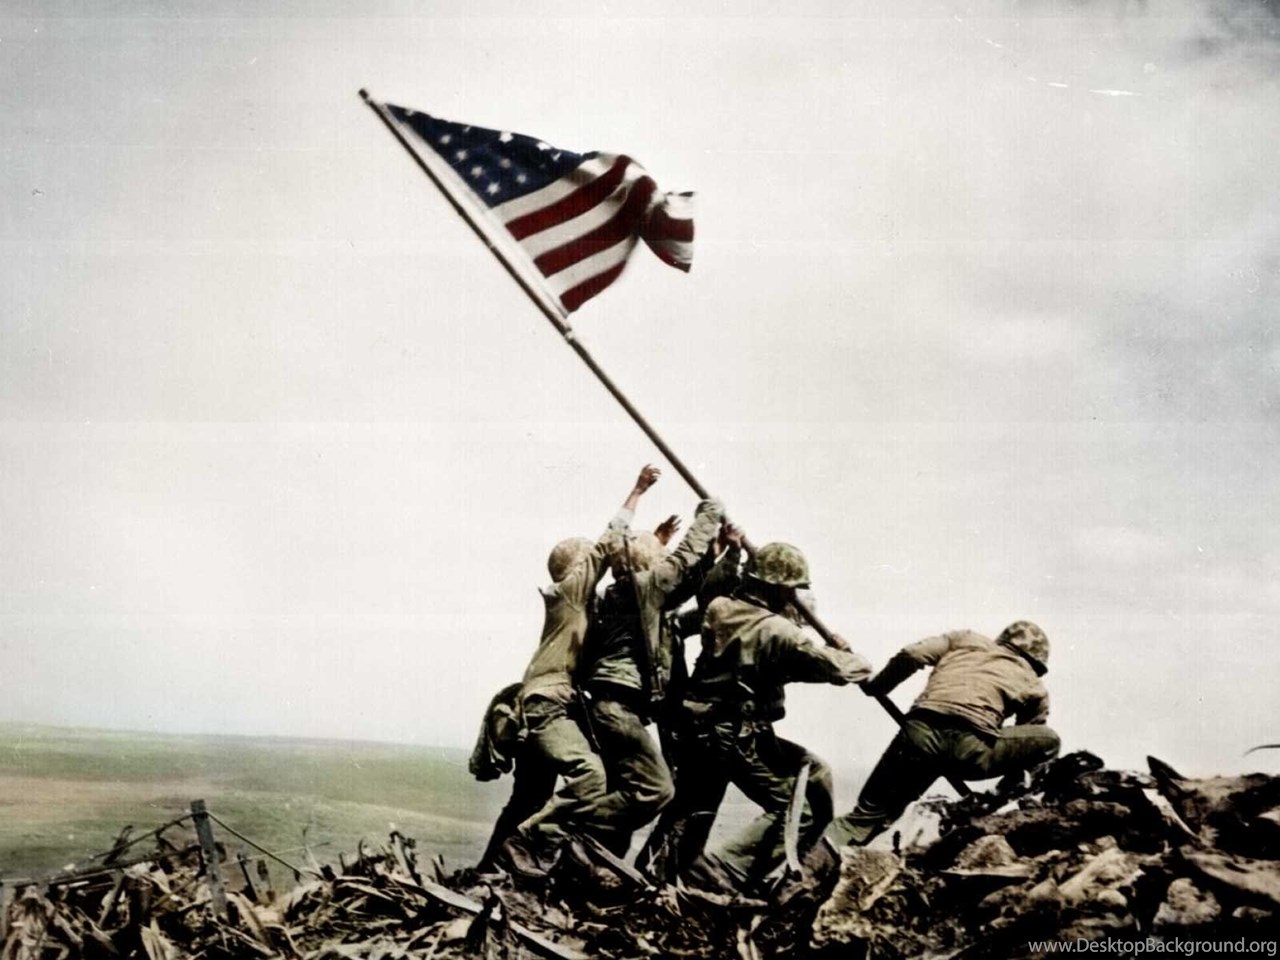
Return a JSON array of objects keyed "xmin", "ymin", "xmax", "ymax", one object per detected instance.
[
  {"xmin": 648, "ymin": 541, "xmax": 872, "ymax": 894},
  {"xmin": 575, "ymin": 495, "xmax": 726, "ymax": 857},
  {"xmin": 826, "ymin": 621, "xmax": 1061, "ymax": 848},
  {"xmin": 492, "ymin": 465, "xmax": 662, "ymax": 875}
]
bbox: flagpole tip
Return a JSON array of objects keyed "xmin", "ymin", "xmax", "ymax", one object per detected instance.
[{"xmin": 358, "ymin": 88, "xmax": 371, "ymax": 101}]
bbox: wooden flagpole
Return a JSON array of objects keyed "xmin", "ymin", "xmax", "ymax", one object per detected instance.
[{"xmin": 359, "ymin": 90, "xmax": 969, "ymax": 797}]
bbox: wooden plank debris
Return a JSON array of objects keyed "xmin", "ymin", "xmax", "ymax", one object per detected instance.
[{"xmin": 190, "ymin": 799, "xmax": 228, "ymax": 921}]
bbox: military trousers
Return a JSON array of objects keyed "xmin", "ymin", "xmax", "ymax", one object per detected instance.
[
  {"xmin": 645, "ymin": 719, "xmax": 833, "ymax": 893},
  {"xmin": 586, "ymin": 695, "xmax": 675, "ymax": 856},
  {"xmin": 826, "ymin": 710, "xmax": 1061, "ymax": 848},
  {"xmin": 478, "ymin": 745, "xmax": 557, "ymax": 870},
  {"xmin": 516, "ymin": 694, "xmax": 610, "ymax": 845}
]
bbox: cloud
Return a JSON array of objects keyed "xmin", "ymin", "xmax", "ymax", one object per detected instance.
[{"xmin": 1074, "ymin": 524, "xmax": 1174, "ymax": 566}]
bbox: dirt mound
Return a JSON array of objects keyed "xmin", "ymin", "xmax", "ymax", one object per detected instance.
[
  {"xmin": 4, "ymin": 752, "xmax": 1277, "ymax": 959},
  {"xmin": 812, "ymin": 752, "xmax": 1280, "ymax": 958}
]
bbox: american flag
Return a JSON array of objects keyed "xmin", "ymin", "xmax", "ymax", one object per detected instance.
[{"xmin": 375, "ymin": 101, "xmax": 694, "ymax": 317}]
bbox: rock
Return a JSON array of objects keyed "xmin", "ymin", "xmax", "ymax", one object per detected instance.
[
  {"xmin": 1152, "ymin": 878, "xmax": 1221, "ymax": 930},
  {"xmin": 1026, "ymin": 877, "xmax": 1062, "ymax": 905},
  {"xmin": 438, "ymin": 917, "xmax": 472, "ymax": 941},
  {"xmin": 1093, "ymin": 888, "xmax": 1128, "ymax": 912},
  {"xmin": 928, "ymin": 792, "xmax": 1166, "ymax": 868},
  {"xmin": 954, "ymin": 835, "xmax": 1019, "ymax": 870},
  {"xmin": 943, "ymin": 835, "xmax": 1037, "ymax": 897},
  {"xmin": 880, "ymin": 800, "xmax": 943, "ymax": 854},
  {"xmin": 1057, "ymin": 846, "xmax": 1144, "ymax": 906},
  {"xmin": 1232, "ymin": 905, "xmax": 1276, "ymax": 922},
  {"xmin": 810, "ymin": 851, "xmax": 958, "ymax": 959},
  {"xmin": 1036, "ymin": 751, "xmax": 1107, "ymax": 800},
  {"xmin": 1183, "ymin": 849, "xmax": 1280, "ymax": 910},
  {"xmin": 1149, "ymin": 756, "xmax": 1280, "ymax": 858},
  {"xmin": 823, "ymin": 848, "xmax": 902, "ymax": 916},
  {"xmin": 811, "ymin": 849, "xmax": 905, "ymax": 947}
]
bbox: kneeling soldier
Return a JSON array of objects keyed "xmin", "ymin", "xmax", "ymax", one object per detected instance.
[{"xmin": 827, "ymin": 621, "xmax": 1061, "ymax": 848}]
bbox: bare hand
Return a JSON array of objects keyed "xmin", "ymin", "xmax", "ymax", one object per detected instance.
[
  {"xmin": 634, "ymin": 464, "xmax": 661, "ymax": 494},
  {"xmin": 653, "ymin": 514, "xmax": 682, "ymax": 546},
  {"xmin": 718, "ymin": 522, "xmax": 745, "ymax": 552}
]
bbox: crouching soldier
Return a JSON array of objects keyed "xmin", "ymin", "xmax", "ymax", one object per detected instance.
[
  {"xmin": 657, "ymin": 543, "xmax": 872, "ymax": 894},
  {"xmin": 826, "ymin": 621, "xmax": 1061, "ymax": 849}
]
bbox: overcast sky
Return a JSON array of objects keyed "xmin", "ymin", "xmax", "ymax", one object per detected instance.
[{"xmin": 2, "ymin": 0, "xmax": 1278, "ymax": 779}]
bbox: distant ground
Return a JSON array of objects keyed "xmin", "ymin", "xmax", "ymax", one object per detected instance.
[
  {"xmin": 0, "ymin": 723, "xmax": 792, "ymax": 884},
  {"xmin": 0, "ymin": 723, "xmax": 499, "ymax": 879}
]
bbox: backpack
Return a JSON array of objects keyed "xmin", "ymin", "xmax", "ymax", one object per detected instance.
[{"xmin": 468, "ymin": 682, "xmax": 526, "ymax": 781}]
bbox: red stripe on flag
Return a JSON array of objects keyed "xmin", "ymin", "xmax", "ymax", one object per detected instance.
[
  {"xmin": 559, "ymin": 261, "xmax": 629, "ymax": 313},
  {"xmin": 534, "ymin": 177, "xmax": 658, "ymax": 277},
  {"xmin": 644, "ymin": 209, "xmax": 694, "ymax": 244},
  {"xmin": 646, "ymin": 241, "xmax": 693, "ymax": 273},
  {"xmin": 505, "ymin": 155, "xmax": 633, "ymax": 241}
]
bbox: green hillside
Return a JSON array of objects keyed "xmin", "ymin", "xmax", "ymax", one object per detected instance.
[
  {"xmin": 0, "ymin": 724, "xmax": 501, "ymax": 879},
  {"xmin": 0, "ymin": 723, "xmax": 804, "ymax": 886}
]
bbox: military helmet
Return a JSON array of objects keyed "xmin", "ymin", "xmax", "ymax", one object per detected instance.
[
  {"xmin": 997, "ymin": 621, "xmax": 1050, "ymax": 675},
  {"xmin": 610, "ymin": 531, "xmax": 666, "ymax": 574},
  {"xmin": 547, "ymin": 537, "xmax": 593, "ymax": 582},
  {"xmin": 745, "ymin": 542, "xmax": 810, "ymax": 589}
]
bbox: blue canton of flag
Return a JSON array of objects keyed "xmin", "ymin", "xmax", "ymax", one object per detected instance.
[
  {"xmin": 377, "ymin": 102, "xmax": 694, "ymax": 316},
  {"xmin": 388, "ymin": 108, "xmax": 588, "ymax": 207}
]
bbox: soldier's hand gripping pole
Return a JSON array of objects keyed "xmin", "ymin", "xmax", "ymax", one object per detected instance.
[{"xmin": 780, "ymin": 589, "xmax": 971, "ymax": 797}]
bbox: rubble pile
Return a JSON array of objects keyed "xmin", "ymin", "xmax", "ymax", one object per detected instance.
[
  {"xmin": 812, "ymin": 751, "xmax": 1280, "ymax": 958},
  {"xmin": 4, "ymin": 752, "xmax": 1279, "ymax": 959},
  {"xmin": 0, "ymin": 829, "xmax": 591, "ymax": 960}
]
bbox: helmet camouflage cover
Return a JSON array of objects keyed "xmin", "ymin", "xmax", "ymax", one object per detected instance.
[
  {"xmin": 547, "ymin": 537, "xmax": 593, "ymax": 582},
  {"xmin": 746, "ymin": 542, "xmax": 810, "ymax": 588},
  {"xmin": 997, "ymin": 620, "xmax": 1050, "ymax": 675},
  {"xmin": 609, "ymin": 531, "xmax": 666, "ymax": 573}
]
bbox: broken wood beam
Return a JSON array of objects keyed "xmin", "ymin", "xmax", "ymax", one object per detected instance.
[
  {"xmin": 389, "ymin": 874, "xmax": 587, "ymax": 960},
  {"xmin": 190, "ymin": 799, "xmax": 228, "ymax": 920}
]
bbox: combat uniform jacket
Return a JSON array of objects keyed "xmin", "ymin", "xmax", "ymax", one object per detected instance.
[
  {"xmin": 584, "ymin": 498, "xmax": 724, "ymax": 713},
  {"xmin": 519, "ymin": 507, "xmax": 632, "ymax": 706},
  {"xmin": 865, "ymin": 629, "xmax": 1048, "ymax": 736},
  {"xmin": 684, "ymin": 596, "xmax": 872, "ymax": 724}
]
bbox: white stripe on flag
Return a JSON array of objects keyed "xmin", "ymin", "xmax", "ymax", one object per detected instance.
[
  {"xmin": 544, "ymin": 236, "xmax": 638, "ymax": 298},
  {"xmin": 517, "ymin": 166, "xmax": 653, "ymax": 260},
  {"xmin": 493, "ymin": 154, "xmax": 616, "ymax": 224}
]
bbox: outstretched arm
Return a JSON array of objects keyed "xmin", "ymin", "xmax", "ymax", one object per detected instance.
[
  {"xmin": 652, "ymin": 497, "xmax": 725, "ymax": 594},
  {"xmin": 759, "ymin": 618, "xmax": 872, "ymax": 686},
  {"xmin": 564, "ymin": 465, "xmax": 662, "ymax": 606},
  {"xmin": 623, "ymin": 463, "xmax": 661, "ymax": 513},
  {"xmin": 863, "ymin": 633, "xmax": 953, "ymax": 697},
  {"xmin": 598, "ymin": 464, "xmax": 660, "ymax": 545}
]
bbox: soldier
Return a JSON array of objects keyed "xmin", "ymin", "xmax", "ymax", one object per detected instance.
[
  {"xmin": 472, "ymin": 682, "xmax": 549, "ymax": 873},
  {"xmin": 577, "ymin": 495, "xmax": 726, "ymax": 856},
  {"xmin": 475, "ymin": 514, "xmax": 684, "ymax": 874},
  {"xmin": 655, "ymin": 543, "xmax": 872, "ymax": 894},
  {"xmin": 826, "ymin": 621, "xmax": 1061, "ymax": 848},
  {"xmin": 494, "ymin": 465, "xmax": 661, "ymax": 875}
]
